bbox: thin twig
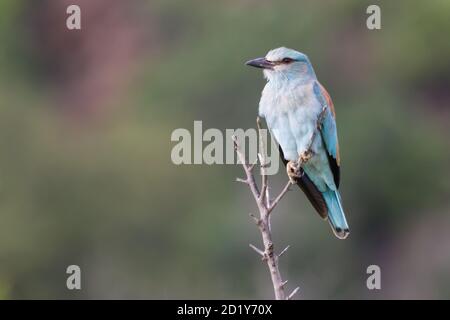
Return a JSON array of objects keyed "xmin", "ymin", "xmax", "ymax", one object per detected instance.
[
  {"xmin": 268, "ymin": 181, "xmax": 291, "ymax": 214},
  {"xmin": 233, "ymin": 135, "xmax": 260, "ymax": 202},
  {"xmin": 257, "ymin": 117, "xmax": 269, "ymax": 208}
]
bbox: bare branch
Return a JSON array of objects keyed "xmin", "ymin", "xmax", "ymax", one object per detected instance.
[
  {"xmin": 234, "ymin": 106, "xmax": 326, "ymax": 299},
  {"xmin": 257, "ymin": 117, "xmax": 269, "ymax": 207},
  {"xmin": 268, "ymin": 180, "xmax": 292, "ymax": 214},
  {"xmin": 233, "ymin": 135, "xmax": 261, "ymax": 201},
  {"xmin": 233, "ymin": 124, "xmax": 289, "ymax": 300},
  {"xmin": 257, "ymin": 153, "xmax": 267, "ymax": 200}
]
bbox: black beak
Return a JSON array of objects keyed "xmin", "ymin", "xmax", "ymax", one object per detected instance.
[{"xmin": 245, "ymin": 57, "xmax": 274, "ymax": 70}]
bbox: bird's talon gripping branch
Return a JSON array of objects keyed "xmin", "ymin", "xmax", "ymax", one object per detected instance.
[
  {"xmin": 286, "ymin": 161, "xmax": 301, "ymax": 184},
  {"xmin": 299, "ymin": 150, "xmax": 313, "ymax": 164}
]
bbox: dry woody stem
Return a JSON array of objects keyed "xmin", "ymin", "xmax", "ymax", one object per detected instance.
[
  {"xmin": 233, "ymin": 109, "xmax": 326, "ymax": 300},
  {"xmin": 233, "ymin": 118, "xmax": 297, "ymax": 300}
]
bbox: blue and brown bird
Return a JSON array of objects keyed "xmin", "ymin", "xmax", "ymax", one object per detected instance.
[{"xmin": 246, "ymin": 47, "xmax": 349, "ymax": 239}]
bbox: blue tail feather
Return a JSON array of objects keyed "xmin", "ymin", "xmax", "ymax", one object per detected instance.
[{"xmin": 322, "ymin": 189, "xmax": 349, "ymax": 239}]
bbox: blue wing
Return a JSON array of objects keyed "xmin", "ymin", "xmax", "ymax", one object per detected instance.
[
  {"xmin": 313, "ymin": 82, "xmax": 340, "ymax": 188},
  {"xmin": 311, "ymin": 81, "xmax": 348, "ymax": 238}
]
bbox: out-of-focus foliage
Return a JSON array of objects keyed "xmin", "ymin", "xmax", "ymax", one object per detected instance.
[{"xmin": 0, "ymin": 0, "xmax": 449, "ymax": 299}]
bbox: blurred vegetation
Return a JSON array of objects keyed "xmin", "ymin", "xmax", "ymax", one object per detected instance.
[{"xmin": 0, "ymin": 0, "xmax": 449, "ymax": 299}]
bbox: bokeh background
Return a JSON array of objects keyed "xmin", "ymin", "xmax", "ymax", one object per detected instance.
[{"xmin": 0, "ymin": 0, "xmax": 449, "ymax": 299}]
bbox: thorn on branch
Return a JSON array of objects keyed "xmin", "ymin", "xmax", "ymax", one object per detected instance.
[
  {"xmin": 278, "ymin": 245, "xmax": 290, "ymax": 258},
  {"xmin": 236, "ymin": 178, "xmax": 249, "ymax": 184},
  {"xmin": 288, "ymin": 287, "xmax": 300, "ymax": 300},
  {"xmin": 249, "ymin": 243, "xmax": 264, "ymax": 257},
  {"xmin": 249, "ymin": 213, "xmax": 262, "ymax": 226}
]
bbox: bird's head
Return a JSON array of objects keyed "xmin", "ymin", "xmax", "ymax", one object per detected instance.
[{"xmin": 245, "ymin": 47, "xmax": 315, "ymax": 82}]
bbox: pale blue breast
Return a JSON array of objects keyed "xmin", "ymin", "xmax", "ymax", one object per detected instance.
[
  {"xmin": 259, "ymin": 81, "xmax": 322, "ymax": 159},
  {"xmin": 259, "ymin": 80, "xmax": 337, "ymax": 191}
]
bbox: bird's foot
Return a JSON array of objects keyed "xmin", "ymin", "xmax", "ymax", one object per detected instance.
[
  {"xmin": 286, "ymin": 161, "xmax": 301, "ymax": 184},
  {"xmin": 299, "ymin": 150, "xmax": 313, "ymax": 164}
]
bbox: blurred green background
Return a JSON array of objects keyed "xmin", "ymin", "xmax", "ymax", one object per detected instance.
[{"xmin": 0, "ymin": 0, "xmax": 449, "ymax": 299}]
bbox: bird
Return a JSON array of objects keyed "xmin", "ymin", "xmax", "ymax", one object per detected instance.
[{"xmin": 245, "ymin": 47, "xmax": 349, "ymax": 239}]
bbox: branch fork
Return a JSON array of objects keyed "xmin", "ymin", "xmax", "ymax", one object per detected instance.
[
  {"xmin": 232, "ymin": 117, "xmax": 298, "ymax": 300},
  {"xmin": 234, "ymin": 108, "xmax": 327, "ymax": 299}
]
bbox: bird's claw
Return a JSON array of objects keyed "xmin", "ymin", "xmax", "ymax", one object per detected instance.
[
  {"xmin": 286, "ymin": 161, "xmax": 301, "ymax": 184},
  {"xmin": 299, "ymin": 150, "xmax": 313, "ymax": 164}
]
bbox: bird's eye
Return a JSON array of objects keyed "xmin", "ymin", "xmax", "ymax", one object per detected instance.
[{"xmin": 281, "ymin": 58, "xmax": 294, "ymax": 63}]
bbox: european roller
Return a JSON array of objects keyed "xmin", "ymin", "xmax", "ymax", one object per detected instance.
[{"xmin": 246, "ymin": 47, "xmax": 349, "ymax": 239}]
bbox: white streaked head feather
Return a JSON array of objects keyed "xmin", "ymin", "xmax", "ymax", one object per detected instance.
[{"xmin": 263, "ymin": 47, "xmax": 316, "ymax": 82}]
